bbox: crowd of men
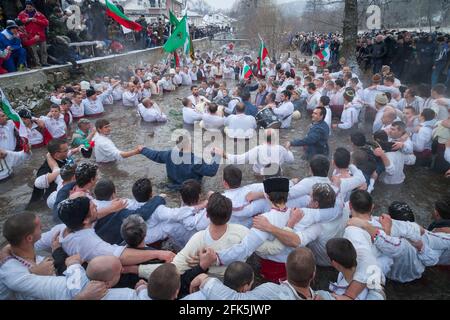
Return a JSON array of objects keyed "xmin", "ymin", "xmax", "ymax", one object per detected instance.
[
  {"xmin": 0, "ymin": 35, "xmax": 450, "ymax": 300},
  {"xmin": 0, "ymin": 0, "xmax": 223, "ymax": 74},
  {"xmin": 292, "ymin": 29, "xmax": 450, "ymax": 87}
]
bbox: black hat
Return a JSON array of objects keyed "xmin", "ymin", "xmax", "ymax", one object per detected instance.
[
  {"xmin": 86, "ymin": 89, "xmax": 96, "ymax": 97},
  {"xmin": 58, "ymin": 197, "xmax": 91, "ymax": 230},
  {"xmin": 264, "ymin": 177, "xmax": 290, "ymax": 194},
  {"xmin": 18, "ymin": 108, "xmax": 32, "ymax": 119}
]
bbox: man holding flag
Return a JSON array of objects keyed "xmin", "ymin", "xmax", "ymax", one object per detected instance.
[
  {"xmin": 257, "ymin": 36, "xmax": 269, "ymax": 77},
  {"xmin": 316, "ymin": 43, "xmax": 331, "ymax": 68},
  {"xmin": 0, "ymin": 88, "xmax": 29, "ymax": 152},
  {"xmin": 164, "ymin": 10, "xmax": 195, "ymax": 62},
  {"xmin": 0, "ymin": 88, "xmax": 31, "ymax": 180}
]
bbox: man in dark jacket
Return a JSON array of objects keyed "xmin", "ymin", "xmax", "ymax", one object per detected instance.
[
  {"xmin": 371, "ymin": 35, "xmax": 387, "ymax": 74},
  {"xmin": 139, "ymin": 135, "xmax": 220, "ymax": 190},
  {"xmin": 417, "ymin": 35, "xmax": 436, "ymax": 84},
  {"xmin": 290, "ymin": 106, "xmax": 329, "ymax": 160}
]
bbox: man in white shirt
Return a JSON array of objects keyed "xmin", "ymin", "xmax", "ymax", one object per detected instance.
[
  {"xmin": 0, "ymin": 147, "xmax": 31, "ymax": 181},
  {"xmin": 220, "ymin": 165, "xmax": 270, "ymax": 228},
  {"xmin": 111, "ymin": 78, "xmax": 124, "ymax": 102},
  {"xmin": 224, "ymin": 102, "xmax": 257, "ymax": 139},
  {"xmin": 70, "ymin": 92, "xmax": 84, "ymax": 119},
  {"xmin": 272, "ymin": 90, "xmax": 294, "ymax": 129},
  {"xmin": 141, "ymin": 80, "xmax": 152, "ymax": 100},
  {"xmin": 180, "ymin": 66, "xmax": 193, "ymax": 86},
  {"xmin": 82, "ymin": 84, "xmax": 118, "ymax": 116},
  {"xmin": 122, "ymin": 82, "xmax": 140, "ymax": 108},
  {"xmin": 18, "ymin": 109, "xmax": 44, "ymax": 148},
  {"xmin": 430, "ymin": 84, "xmax": 450, "ymax": 121},
  {"xmin": 372, "ymin": 93, "xmax": 389, "ymax": 133},
  {"xmin": 158, "ymin": 74, "xmax": 176, "ymax": 93},
  {"xmin": 137, "ymin": 98, "xmax": 167, "ymax": 123},
  {"xmin": 342, "ymin": 190, "xmax": 390, "ymax": 300},
  {"xmin": 182, "ymin": 97, "xmax": 203, "ymax": 125},
  {"xmin": 92, "ymin": 119, "xmax": 141, "ymax": 163},
  {"xmin": 0, "ymin": 111, "xmax": 17, "ymax": 152},
  {"xmin": 172, "ymin": 68, "xmax": 183, "ymax": 87},
  {"xmin": 38, "ymin": 105, "xmax": 67, "ymax": 139},
  {"xmin": 0, "ymin": 212, "xmax": 89, "ymax": 300},
  {"xmin": 306, "ymin": 83, "xmax": 321, "ymax": 112},
  {"xmin": 373, "ymin": 130, "xmax": 413, "ymax": 185},
  {"xmin": 219, "ymin": 129, "xmax": 294, "ymax": 177},
  {"xmin": 187, "ymin": 85, "xmax": 207, "ymax": 107},
  {"xmin": 412, "ymin": 109, "xmax": 436, "ymax": 166},
  {"xmin": 200, "ymin": 103, "xmax": 224, "ymax": 132}
]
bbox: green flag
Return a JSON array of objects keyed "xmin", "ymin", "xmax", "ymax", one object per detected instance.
[
  {"xmin": 163, "ymin": 15, "xmax": 188, "ymax": 53},
  {"xmin": 169, "ymin": 11, "xmax": 179, "ymax": 27}
]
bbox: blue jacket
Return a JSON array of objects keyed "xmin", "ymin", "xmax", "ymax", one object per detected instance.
[
  {"xmin": 94, "ymin": 196, "xmax": 166, "ymax": 245},
  {"xmin": 141, "ymin": 147, "xmax": 220, "ymax": 190},
  {"xmin": 0, "ymin": 29, "xmax": 22, "ymax": 51},
  {"xmin": 243, "ymin": 101, "xmax": 258, "ymax": 117},
  {"xmin": 292, "ymin": 120, "xmax": 330, "ymax": 160}
]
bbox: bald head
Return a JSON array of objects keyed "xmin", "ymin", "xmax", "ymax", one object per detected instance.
[
  {"xmin": 142, "ymin": 98, "xmax": 153, "ymax": 108},
  {"xmin": 86, "ymin": 256, "xmax": 122, "ymax": 287}
]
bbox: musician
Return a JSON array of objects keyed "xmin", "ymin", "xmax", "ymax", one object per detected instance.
[{"xmin": 270, "ymin": 90, "xmax": 294, "ymax": 129}]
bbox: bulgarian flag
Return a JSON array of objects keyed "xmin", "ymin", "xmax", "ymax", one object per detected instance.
[
  {"xmin": 0, "ymin": 88, "xmax": 29, "ymax": 151},
  {"xmin": 241, "ymin": 63, "xmax": 253, "ymax": 80},
  {"xmin": 316, "ymin": 45, "xmax": 331, "ymax": 62},
  {"xmin": 257, "ymin": 36, "xmax": 269, "ymax": 73},
  {"xmin": 105, "ymin": 0, "xmax": 143, "ymax": 32}
]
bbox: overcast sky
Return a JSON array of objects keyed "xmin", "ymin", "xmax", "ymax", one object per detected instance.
[{"xmin": 203, "ymin": 0, "xmax": 295, "ymax": 10}]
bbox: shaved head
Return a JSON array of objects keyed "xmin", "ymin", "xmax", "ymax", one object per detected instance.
[{"xmin": 86, "ymin": 256, "xmax": 122, "ymax": 288}]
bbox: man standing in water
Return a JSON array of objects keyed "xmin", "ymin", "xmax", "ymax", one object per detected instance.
[{"xmin": 138, "ymin": 133, "xmax": 220, "ymax": 190}]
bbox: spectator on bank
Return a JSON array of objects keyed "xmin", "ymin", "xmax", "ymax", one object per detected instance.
[
  {"xmin": 0, "ymin": 20, "xmax": 27, "ymax": 72},
  {"xmin": 18, "ymin": 0, "xmax": 49, "ymax": 67}
]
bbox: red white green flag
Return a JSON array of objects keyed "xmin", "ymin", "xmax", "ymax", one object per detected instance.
[
  {"xmin": 316, "ymin": 45, "xmax": 331, "ymax": 62},
  {"xmin": 258, "ymin": 37, "xmax": 269, "ymax": 72},
  {"xmin": 0, "ymin": 88, "xmax": 27, "ymax": 139},
  {"xmin": 105, "ymin": 0, "xmax": 143, "ymax": 32},
  {"xmin": 241, "ymin": 63, "xmax": 253, "ymax": 80}
]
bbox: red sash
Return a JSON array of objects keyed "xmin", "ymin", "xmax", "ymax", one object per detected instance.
[
  {"xmin": 260, "ymin": 258, "xmax": 287, "ymax": 283},
  {"xmin": 42, "ymin": 127, "xmax": 53, "ymax": 145}
]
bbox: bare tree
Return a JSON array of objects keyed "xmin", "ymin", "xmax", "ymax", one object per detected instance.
[{"xmin": 342, "ymin": 0, "xmax": 358, "ymax": 64}]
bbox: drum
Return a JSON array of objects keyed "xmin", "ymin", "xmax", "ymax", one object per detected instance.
[{"xmin": 256, "ymin": 108, "xmax": 282, "ymax": 129}]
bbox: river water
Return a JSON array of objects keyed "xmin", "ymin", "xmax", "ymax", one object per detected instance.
[{"xmin": 1, "ymin": 56, "xmax": 450, "ymax": 299}]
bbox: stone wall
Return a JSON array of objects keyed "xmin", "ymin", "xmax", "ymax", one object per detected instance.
[{"xmin": 0, "ymin": 37, "xmax": 211, "ymax": 113}]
